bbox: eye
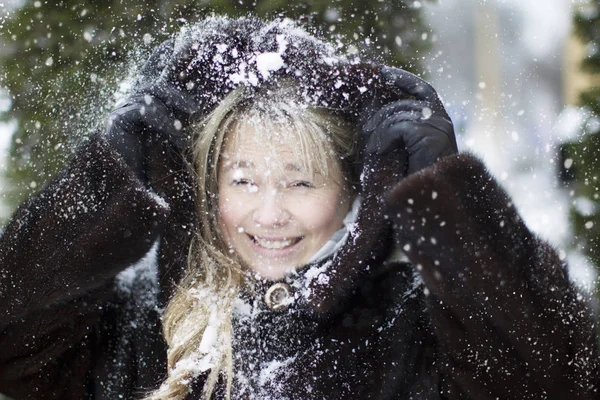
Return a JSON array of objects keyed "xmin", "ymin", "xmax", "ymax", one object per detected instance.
[
  {"xmin": 232, "ymin": 179, "xmax": 254, "ymax": 186},
  {"xmin": 290, "ymin": 181, "xmax": 314, "ymax": 189}
]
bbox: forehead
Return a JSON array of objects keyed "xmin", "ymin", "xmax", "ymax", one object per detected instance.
[{"xmin": 222, "ymin": 119, "xmax": 311, "ymax": 167}]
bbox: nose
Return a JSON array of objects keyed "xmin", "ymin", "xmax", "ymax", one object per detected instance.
[{"xmin": 252, "ymin": 189, "xmax": 290, "ymax": 228}]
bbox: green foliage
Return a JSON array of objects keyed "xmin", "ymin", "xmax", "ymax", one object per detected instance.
[
  {"xmin": 0, "ymin": 0, "xmax": 433, "ymax": 211},
  {"xmin": 574, "ymin": 5, "xmax": 600, "ymax": 73},
  {"xmin": 564, "ymin": 1, "xmax": 600, "ymax": 281},
  {"xmin": 563, "ymin": 136, "xmax": 600, "ymax": 262}
]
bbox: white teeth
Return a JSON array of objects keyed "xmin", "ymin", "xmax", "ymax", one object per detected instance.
[{"xmin": 253, "ymin": 236, "xmax": 297, "ymax": 249}]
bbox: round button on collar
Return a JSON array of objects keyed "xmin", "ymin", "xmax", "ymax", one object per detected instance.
[{"xmin": 264, "ymin": 282, "xmax": 293, "ymax": 311}]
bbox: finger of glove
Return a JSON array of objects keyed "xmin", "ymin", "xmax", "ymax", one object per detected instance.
[
  {"xmin": 364, "ymin": 108, "xmax": 434, "ymax": 155},
  {"xmin": 109, "ymin": 97, "xmax": 185, "ymax": 147},
  {"xmin": 137, "ymin": 39, "xmax": 174, "ymax": 88},
  {"xmin": 380, "ymin": 68, "xmax": 457, "ymax": 152},
  {"xmin": 147, "ymin": 81, "xmax": 199, "ymax": 119},
  {"xmin": 363, "ymin": 104, "xmax": 454, "ymax": 145},
  {"xmin": 378, "ymin": 106, "xmax": 456, "ymax": 152},
  {"xmin": 381, "ymin": 66, "xmax": 444, "ymax": 109},
  {"xmin": 381, "ymin": 120, "xmax": 456, "ymax": 174},
  {"xmin": 135, "ymin": 37, "xmax": 194, "ymax": 96},
  {"xmin": 106, "ymin": 109, "xmax": 146, "ymax": 180},
  {"xmin": 365, "ymin": 123, "xmax": 407, "ymax": 156},
  {"xmin": 363, "ymin": 99, "xmax": 432, "ymax": 132},
  {"xmin": 163, "ymin": 41, "xmax": 202, "ymax": 84},
  {"xmin": 408, "ymin": 134, "xmax": 455, "ymax": 174},
  {"xmin": 420, "ymin": 116, "xmax": 458, "ymax": 155},
  {"xmin": 364, "ymin": 111, "xmax": 446, "ymax": 158},
  {"xmin": 138, "ymin": 97, "xmax": 187, "ymax": 149},
  {"xmin": 107, "ymin": 102, "xmax": 145, "ymax": 135},
  {"xmin": 148, "ymin": 41, "xmax": 208, "ymax": 118}
]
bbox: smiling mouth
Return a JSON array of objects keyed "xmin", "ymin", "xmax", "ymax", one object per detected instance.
[{"xmin": 249, "ymin": 235, "xmax": 303, "ymax": 249}]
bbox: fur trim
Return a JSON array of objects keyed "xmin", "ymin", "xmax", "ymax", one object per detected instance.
[
  {"xmin": 387, "ymin": 152, "xmax": 600, "ymax": 399},
  {"xmin": 152, "ymin": 16, "xmax": 411, "ymax": 129},
  {"xmin": 0, "ymin": 133, "xmax": 169, "ymax": 320}
]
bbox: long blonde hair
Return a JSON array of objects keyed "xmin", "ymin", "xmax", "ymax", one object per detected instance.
[{"xmin": 145, "ymin": 83, "xmax": 356, "ymax": 399}]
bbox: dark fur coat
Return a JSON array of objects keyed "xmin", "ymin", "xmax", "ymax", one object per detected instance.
[{"xmin": 1, "ymin": 16, "xmax": 599, "ymax": 400}]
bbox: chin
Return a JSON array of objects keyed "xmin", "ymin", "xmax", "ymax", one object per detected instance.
[{"xmin": 249, "ymin": 263, "xmax": 297, "ymax": 281}]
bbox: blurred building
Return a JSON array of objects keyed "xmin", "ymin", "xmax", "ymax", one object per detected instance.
[{"xmin": 423, "ymin": 0, "xmax": 596, "ymax": 287}]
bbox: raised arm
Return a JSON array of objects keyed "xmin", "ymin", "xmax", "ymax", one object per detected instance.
[
  {"xmin": 0, "ymin": 133, "xmax": 169, "ymax": 398},
  {"xmin": 0, "ymin": 134, "xmax": 173, "ymax": 320},
  {"xmin": 352, "ymin": 66, "xmax": 600, "ymax": 397},
  {"xmin": 387, "ymin": 148, "xmax": 600, "ymax": 399},
  {"xmin": 0, "ymin": 38, "xmax": 198, "ymax": 398}
]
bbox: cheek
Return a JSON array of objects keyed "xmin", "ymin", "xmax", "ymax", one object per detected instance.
[
  {"xmin": 288, "ymin": 193, "xmax": 345, "ymax": 231},
  {"xmin": 217, "ymin": 191, "xmax": 241, "ymax": 238},
  {"xmin": 313, "ymin": 205, "xmax": 343, "ymax": 231}
]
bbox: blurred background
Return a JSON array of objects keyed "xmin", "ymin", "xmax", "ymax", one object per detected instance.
[{"xmin": 0, "ymin": 0, "xmax": 599, "ymax": 293}]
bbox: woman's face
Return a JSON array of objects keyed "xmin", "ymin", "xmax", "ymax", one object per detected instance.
[{"xmin": 217, "ymin": 122, "xmax": 351, "ymax": 281}]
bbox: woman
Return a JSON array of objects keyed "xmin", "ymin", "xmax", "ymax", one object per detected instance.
[
  {"xmin": 0, "ymin": 16, "xmax": 598, "ymax": 400},
  {"xmin": 149, "ymin": 82, "xmax": 362, "ymax": 399}
]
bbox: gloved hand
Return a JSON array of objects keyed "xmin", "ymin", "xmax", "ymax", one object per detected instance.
[
  {"xmin": 359, "ymin": 66, "xmax": 458, "ymax": 177},
  {"xmin": 105, "ymin": 39, "xmax": 194, "ymax": 182}
]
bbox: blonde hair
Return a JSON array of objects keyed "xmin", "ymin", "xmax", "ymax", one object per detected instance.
[{"xmin": 144, "ymin": 83, "xmax": 356, "ymax": 399}]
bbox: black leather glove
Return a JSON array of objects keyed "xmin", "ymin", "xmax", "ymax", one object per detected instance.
[
  {"xmin": 105, "ymin": 39, "xmax": 193, "ymax": 182},
  {"xmin": 360, "ymin": 66, "xmax": 458, "ymax": 177}
]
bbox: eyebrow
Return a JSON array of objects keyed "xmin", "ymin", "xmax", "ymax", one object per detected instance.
[
  {"xmin": 226, "ymin": 161, "xmax": 306, "ymax": 173},
  {"xmin": 226, "ymin": 160, "xmax": 255, "ymax": 171},
  {"xmin": 284, "ymin": 163, "xmax": 305, "ymax": 173}
]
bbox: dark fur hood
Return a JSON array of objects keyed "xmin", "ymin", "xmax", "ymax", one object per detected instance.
[
  {"xmin": 139, "ymin": 16, "xmax": 409, "ymax": 134},
  {"xmin": 146, "ymin": 16, "xmax": 412, "ymax": 308}
]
